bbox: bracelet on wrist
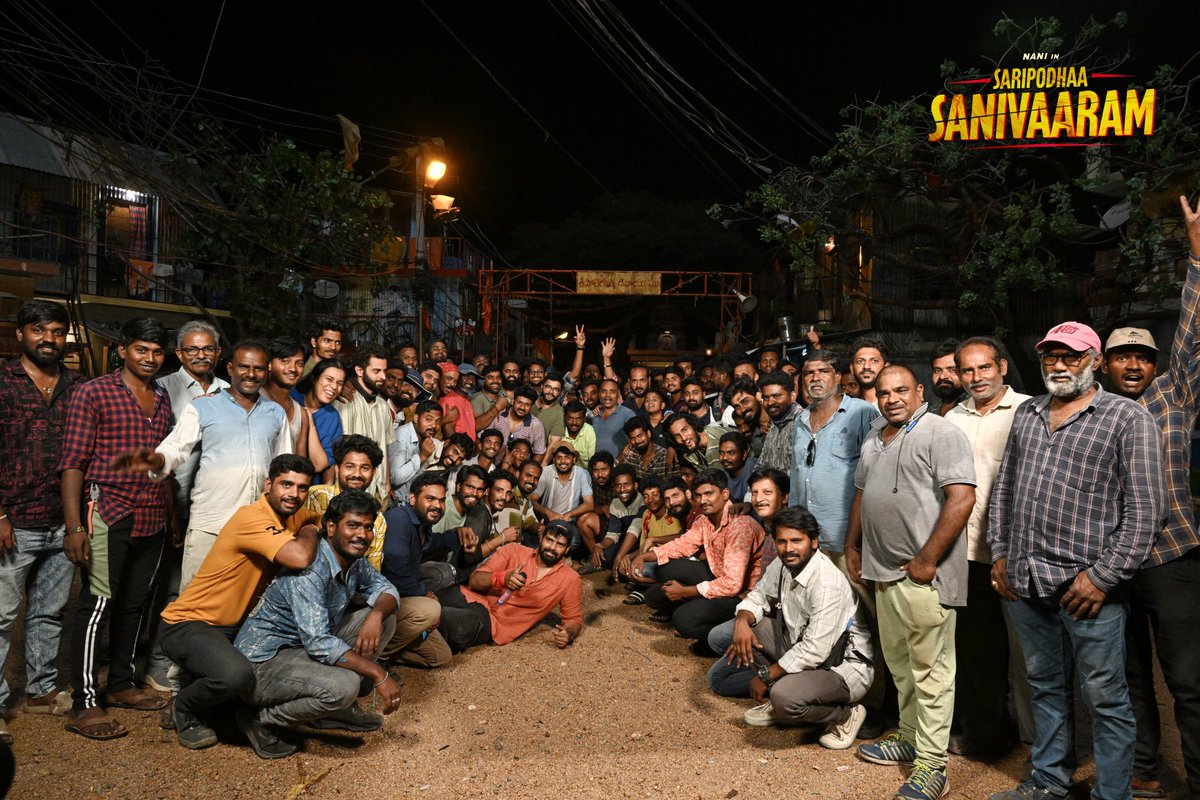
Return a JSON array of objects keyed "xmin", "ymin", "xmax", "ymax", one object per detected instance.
[{"xmin": 375, "ymin": 674, "xmax": 390, "ymax": 688}]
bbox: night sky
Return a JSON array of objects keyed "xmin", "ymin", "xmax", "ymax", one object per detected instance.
[{"xmin": 9, "ymin": 1, "xmax": 1197, "ymax": 244}]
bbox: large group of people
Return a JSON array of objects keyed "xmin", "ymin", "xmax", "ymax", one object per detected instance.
[{"xmin": 1, "ymin": 197, "xmax": 1199, "ymax": 799}]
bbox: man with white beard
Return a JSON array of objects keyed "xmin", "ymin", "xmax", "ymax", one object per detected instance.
[{"xmin": 988, "ymin": 321, "xmax": 1165, "ymax": 800}]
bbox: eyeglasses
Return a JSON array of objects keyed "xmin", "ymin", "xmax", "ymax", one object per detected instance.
[
  {"xmin": 1039, "ymin": 352, "xmax": 1086, "ymax": 368},
  {"xmin": 806, "ymin": 439, "xmax": 816, "ymax": 467},
  {"xmin": 179, "ymin": 346, "xmax": 218, "ymax": 357}
]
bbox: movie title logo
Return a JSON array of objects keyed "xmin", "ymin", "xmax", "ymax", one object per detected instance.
[{"xmin": 929, "ymin": 61, "xmax": 1155, "ymax": 149}]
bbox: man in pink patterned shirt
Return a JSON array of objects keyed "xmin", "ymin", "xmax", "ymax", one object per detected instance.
[{"xmin": 629, "ymin": 469, "xmax": 764, "ymax": 643}]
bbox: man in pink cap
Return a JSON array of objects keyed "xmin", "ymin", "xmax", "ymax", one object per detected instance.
[
  {"xmin": 987, "ymin": 319, "xmax": 1166, "ymax": 800},
  {"xmin": 436, "ymin": 361, "xmax": 476, "ymax": 441}
]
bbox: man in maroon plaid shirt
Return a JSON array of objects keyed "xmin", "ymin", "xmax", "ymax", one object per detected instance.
[{"xmin": 58, "ymin": 317, "xmax": 174, "ymax": 740}]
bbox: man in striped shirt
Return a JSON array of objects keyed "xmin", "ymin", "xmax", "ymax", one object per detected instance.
[{"xmin": 988, "ymin": 321, "xmax": 1166, "ymax": 800}]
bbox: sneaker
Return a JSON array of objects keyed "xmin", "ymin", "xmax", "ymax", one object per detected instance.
[
  {"xmin": 743, "ymin": 701, "xmax": 782, "ymax": 727},
  {"xmin": 142, "ymin": 668, "xmax": 179, "ymax": 694},
  {"xmin": 819, "ymin": 703, "xmax": 867, "ymax": 750},
  {"xmin": 306, "ymin": 702, "xmax": 383, "ymax": 732},
  {"xmin": 235, "ymin": 706, "xmax": 295, "ymax": 759},
  {"xmin": 174, "ymin": 706, "xmax": 217, "ymax": 750},
  {"xmin": 989, "ymin": 780, "xmax": 1058, "ymax": 800},
  {"xmin": 858, "ymin": 732, "xmax": 917, "ymax": 765},
  {"xmin": 895, "ymin": 764, "xmax": 949, "ymax": 800}
]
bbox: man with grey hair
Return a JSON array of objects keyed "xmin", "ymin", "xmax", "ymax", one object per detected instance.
[
  {"xmin": 144, "ymin": 320, "xmax": 227, "ymax": 691},
  {"xmin": 988, "ymin": 321, "xmax": 1165, "ymax": 800}
]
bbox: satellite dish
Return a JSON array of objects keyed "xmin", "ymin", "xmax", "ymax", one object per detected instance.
[{"xmin": 312, "ymin": 279, "xmax": 340, "ymax": 299}]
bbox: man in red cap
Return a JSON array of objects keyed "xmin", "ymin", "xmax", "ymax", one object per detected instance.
[{"xmin": 988, "ymin": 320, "xmax": 1166, "ymax": 800}]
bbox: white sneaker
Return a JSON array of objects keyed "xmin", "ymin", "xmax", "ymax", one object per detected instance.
[
  {"xmin": 743, "ymin": 701, "xmax": 781, "ymax": 727},
  {"xmin": 819, "ymin": 703, "xmax": 867, "ymax": 749}
]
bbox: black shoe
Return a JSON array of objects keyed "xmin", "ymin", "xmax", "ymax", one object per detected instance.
[
  {"xmin": 236, "ymin": 706, "xmax": 296, "ymax": 759},
  {"xmin": 306, "ymin": 702, "xmax": 383, "ymax": 733},
  {"xmin": 649, "ymin": 610, "xmax": 672, "ymax": 624},
  {"xmin": 688, "ymin": 640, "xmax": 718, "ymax": 658},
  {"xmin": 856, "ymin": 708, "xmax": 886, "ymax": 740},
  {"xmin": 174, "ymin": 706, "xmax": 218, "ymax": 750},
  {"xmin": 159, "ymin": 697, "xmax": 176, "ymax": 731}
]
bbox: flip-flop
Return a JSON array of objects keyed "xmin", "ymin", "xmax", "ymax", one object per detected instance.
[
  {"xmin": 104, "ymin": 690, "xmax": 167, "ymax": 711},
  {"xmin": 24, "ymin": 688, "xmax": 71, "ymax": 715},
  {"xmin": 623, "ymin": 592, "xmax": 645, "ymax": 605},
  {"xmin": 65, "ymin": 712, "xmax": 128, "ymax": 740},
  {"xmin": 1132, "ymin": 786, "xmax": 1165, "ymax": 799}
]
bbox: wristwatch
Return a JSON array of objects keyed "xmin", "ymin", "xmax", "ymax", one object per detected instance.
[{"xmin": 756, "ymin": 665, "xmax": 776, "ymax": 688}]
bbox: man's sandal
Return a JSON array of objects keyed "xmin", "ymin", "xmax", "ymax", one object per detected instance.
[
  {"xmin": 24, "ymin": 688, "xmax": 70, "ymax": 715},
  {"xmin": 64, "ymin": 709, "xmax": 128, "ymax": 740},
  {"xmin": 104, "ymin": 688, "xmax": 167, "ymax": 711}
]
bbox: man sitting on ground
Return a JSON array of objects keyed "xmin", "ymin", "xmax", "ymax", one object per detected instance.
[
  {"xmin": 158, "ymin": 455, "xmax": 320, "ymax": 751},
  {"xmin": 629, "ymin": 470, "xmax": 764, "ymax": 643},
  {"xmin": 707, "ymin": 506, "xmax": 874, "ymax": 750},
  {"xmin": 234, "ymin": 490, "xmax": 401, "ymax": 759},
  {"xmin": 594, "ymin": 464, "xmax": 645, "ymax": 579},
  {"xmin": 436, "ymin": 522, "xmax": 583, "ymax": 653}
]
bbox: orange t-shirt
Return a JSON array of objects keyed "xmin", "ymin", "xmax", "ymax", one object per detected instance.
[
  {"xmin": 161, "ymin": 495, "xmax": 316, "ymax": 627},
  {"xmin": 462, "ymin": 543, "xmax": 583, "ymax": 645}
]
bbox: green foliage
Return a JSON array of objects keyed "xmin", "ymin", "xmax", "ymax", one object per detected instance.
[
  {"xmin": 167, "ymin": 121, "xmax": 394, "ymax": 335},
  {"xmin": 712, "ymin": 13, "xmax": 1200, "ymax": 370}
]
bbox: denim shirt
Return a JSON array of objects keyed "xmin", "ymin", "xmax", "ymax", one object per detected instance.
[
  {"xmin": 791, "ymin": 395, "xmax": 880, "ymax": 552},
  {"xmin": 235, "ymin": 539, "xmax": 399, "ymax": 665}
]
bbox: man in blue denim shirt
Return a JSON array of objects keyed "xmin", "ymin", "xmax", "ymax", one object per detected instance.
[{"xmin": 234, "ymin": 490, "xmax": 401, "ymax": 758}]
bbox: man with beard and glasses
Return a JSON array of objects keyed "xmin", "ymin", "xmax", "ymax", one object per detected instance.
[
  {"xmin": 435, "ymin": 523, "xmax": 583, "ymax": 653},
  {"xmin": 496, "ymin": 386, "xmax": 547, "ymax": 460},
  {"xmin": 630, "ymin": 470, "xmax": 764, "ymax": 643},
  {"xmin": 849, "ymin": 337, "xmax": 890, "ymax": 405},
  {"xmin": 524, "ymin": 358, "xmax": 548, "ymax": 391},
  {"xmin": 546, "ymin": 401, "xmax": 595, "ymax": 465},
  {"xmin": 116, "ymin": 341, "xmax": 292, "ymax": 590},
  {"xmin": 726, "ymin": 378, "xmax": 766, "ymax": 458},
  {"xmin": 390, "ymin": 400, "xmax": 444, "ymax": 503},
  {"xmin": 301, "ymin": 319, "xmax": 343, "ymax": 379},
  {"xmin": 235, "ymin": 490, "xmax": 400, "ymax": 759},
  {"xmin": 845, "ymin": 365, "xmax": 975, "ymax": 800},
  {"xmin": 706, "ymin": 507, "xmax": 874, "ymax": 750},
  {"xmin": 0, "ymin": 301, "xmax": 84, "ymax": 741},
  {"xmin": 471, "ymin": 364, "xmax": 509, "ymax": 434},
  {"xmin": 304, "ymin": 435, "xmax": 389, "ymax": 570},
  {"xmin": 623, "ymin": 365, "xmax": 651, "ymax": 416},
  {"xmin": 988, "ymin": 321, "xmax": 1165, "ymax": 800},
  {"xmin": 929, "ymin": 339, "xmax": 966, "ymax": 417},
  {"xmin": 157, "ymin": 456, "xmax": 319, "ymax": 751},
  {"xmin": 943, "ymin": 338, "xmax": 1031, "ymax": 758},
  {"xmin": 756, "ymin": 372, "xmax": 801, "ymax": 473},
  {"xmin": 60, "ymin": 317, "xmax": 174, "ymax": 740},
  {"xmin": 1096, "ymin": 200, "xmax": 1200, "ymax": 799},
  {"xmin": 533, "ymin": 373, "xmax": 566, "ymax": 445},
  {"xmin": 616, "ymin": 416, "xmax": 673, "ymax": 484},
  {"xmin": 337, "ymin": 345, "xmax": 394, "ymax": 505}
]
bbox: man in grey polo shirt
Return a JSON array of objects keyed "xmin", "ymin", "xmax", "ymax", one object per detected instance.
[
  {"xmin": 845, "ymin": 365, "xmax": 975, "ymax": 800},
  {"xmin": 530, "ymin": 443, "xmax": 594, "ymax": 557}
]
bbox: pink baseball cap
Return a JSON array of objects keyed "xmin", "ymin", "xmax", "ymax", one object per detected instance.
[{"xmin": 1036, "ymin": 321, "xmax": 1102, "ymax": 353}]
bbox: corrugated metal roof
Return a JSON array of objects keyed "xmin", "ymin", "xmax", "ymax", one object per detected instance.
[{"xmin": 0, "ymin": 113, "xmax": 162, "ymax": 193}]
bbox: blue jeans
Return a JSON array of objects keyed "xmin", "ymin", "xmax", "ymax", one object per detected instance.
[
  {"xmin": 1008, "ymin": 596, "xmax": 1133, "ymax": 800},
  {"xmin": 706, "ymin": 619, "xmax": 753, "ymax": 697},
  {"xmin": 0, "ymin": 525, "xmax": 74, "ymax": 705}
]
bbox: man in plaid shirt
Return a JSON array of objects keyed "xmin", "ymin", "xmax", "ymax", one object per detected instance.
[
  {"xmin": 1092, "ymin": 195, "xmax": 1200, "ymax": 799},
  {"xmin": 59, "ymin": 317, "xmax": 174, "ymax": 740},
  {"xmin": 988, "ymin": 321, "xmax": 1166, "ymax": 800}
]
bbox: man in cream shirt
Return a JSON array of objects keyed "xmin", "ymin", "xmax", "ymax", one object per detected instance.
[{"xmin": 945, "ymin": 336, "xmax": 1031, "ymax": 757}]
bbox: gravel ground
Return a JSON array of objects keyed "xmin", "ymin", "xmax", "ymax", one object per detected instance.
[{"xmin": 8, "ymin": 573, "xmax": 1187, "ymax": 800}]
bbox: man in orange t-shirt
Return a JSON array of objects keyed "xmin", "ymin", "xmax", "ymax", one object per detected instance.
[
  {"xmin": 157, "ymin": 455, "xmax": 320, "ymax": 751},
  {"xmin": 436, "ymin": 521, "xmax": 583, "ymax": 652}
]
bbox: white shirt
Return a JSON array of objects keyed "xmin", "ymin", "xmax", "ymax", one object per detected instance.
[
  {"xmin": 156, "ymin": 367, "xmax": 229, "ymax": 499},
  {"xmin": 946, "ymin": 386, "xmax": 1032, "ymax": 563}
]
